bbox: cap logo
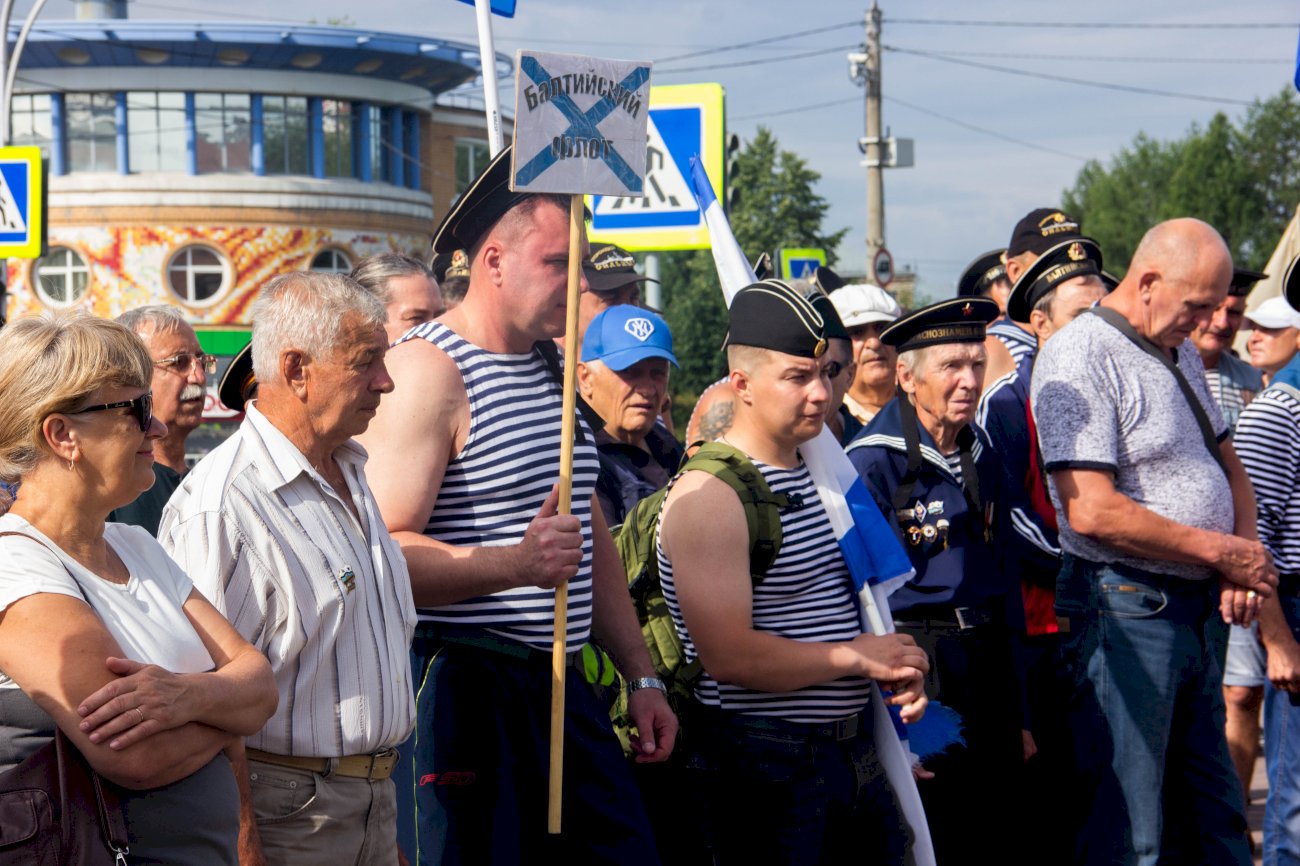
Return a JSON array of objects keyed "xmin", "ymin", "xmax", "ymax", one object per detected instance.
[
  {"xmin": 962, "ymin": 302, "xmax": 974, "ymax": 317},
  {"xmin": 1067, "ymin": 242, "xmax": 1085, "ymax": 262},
  {"xmin": 593, "ymin": 245, "xmax": 636, "ymax": 271},
  {"xmin": 813, "ymin": 338, "xmax": 827, "ymax": 358},
  {"xmin": 623, "ymin": 317, "xmax": 655, "ymax": 341},
  {"xmin": 1037, "ymin": 212, "xmax": 1080, "ymax": 237},
  {"xmin": 451, "ymin": 250, "xmax": 468, "ymax": 268}
]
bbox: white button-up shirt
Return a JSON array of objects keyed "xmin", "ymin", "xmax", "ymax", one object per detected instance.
[{"xmin": 160, "ymin": 403, "xmax": 416, "ymax": 758}]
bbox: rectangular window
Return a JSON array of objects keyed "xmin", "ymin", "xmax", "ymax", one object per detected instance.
[
  {"xmin": 455, "ymin": 139, "xmax": 490, "ymax": 195},
  {"xmin": 127, "ymin": 92, "xmax": 186, "ymax": 173},
  {"xmin": 322, "ymin": 99, "xmax": 354, "ymax": 178},
  {"xmin": 195, "ymin": 93, "xmax": 251, "ymax": 173},
  {"xmin": 9, "ymin": 94, "xmax": 51, "ymax": 151},
  {"xmin": 369, "ymin": 106, "xmax": 387, "ymax": 183},
  {"xmin": 262, "ymin": 95, "xmax": 309, "ymax": 175},
  {"xmin": 65, "ymin": 92, "xmax": 116, "ymax": 173}
]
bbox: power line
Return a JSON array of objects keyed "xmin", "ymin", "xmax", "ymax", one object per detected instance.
[
  {"xmin": 887, "ymin": 46, "xmax": 1291, "ymax": 65},
  {"xmin": 656, "ymin": 44, "xmax": 857, "ymax": 75},
  {"xmin": 730, "ymin": 96, "xmax": 859, "ymax": 123},
  {"xmin": 886, "ymin": 46, "xmax": 1254, "ymax": 106},
  {"xmin": 884, "ymin": 17, "xmax": 1296, "ymax": 30},
  {"xmin": 883, "ymin": 94, "xmax": 1089, "ymax": 162},
  {"xmin": 653, "ymin": 20, "xmax": 858, "ymax": 64}
]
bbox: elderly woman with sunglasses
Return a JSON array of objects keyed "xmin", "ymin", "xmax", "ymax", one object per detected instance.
[{"xmin": 0, "ymin": 314, "xmax": 277, "ymax": 865}]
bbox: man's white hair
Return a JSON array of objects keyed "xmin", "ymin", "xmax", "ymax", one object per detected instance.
[{"xmin": 251, "ymin": 272, "xmax": 386, "ymax": 381}]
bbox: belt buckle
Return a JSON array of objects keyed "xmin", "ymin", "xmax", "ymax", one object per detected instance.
[
  {"xmin": 954, "ymin": 607, "xmax": 972, "ymax": 630},
  {"xmin": 368, "ymin": 748, "xmax": 394, "ymax": 780},
  {"xmin": 835, "ymin": 714, "xmax": 859, "ymax": 742}
]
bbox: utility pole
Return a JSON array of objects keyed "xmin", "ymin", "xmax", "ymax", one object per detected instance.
[{"xmin": 859, "ymin": 2, "xmax": 884, "ymax": 269}]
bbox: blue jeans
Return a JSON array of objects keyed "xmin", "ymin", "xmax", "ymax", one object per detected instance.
[
  {"xmin": 1264, "ymin": 594, "xmax": 1300, "ymax": 865},
  {"xmin": 1056, "ymin": 555, "xmax": 1250, "ymax": 866}
]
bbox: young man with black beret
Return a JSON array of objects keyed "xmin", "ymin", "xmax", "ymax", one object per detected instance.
[{"xmin": 657, "ymin": 279, "xmax": 927, "ymax": 864}]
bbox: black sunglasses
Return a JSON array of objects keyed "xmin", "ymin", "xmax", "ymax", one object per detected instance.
[{"xmin": 71, "ymin": 393, "xmax": 154, "ymax": 433}]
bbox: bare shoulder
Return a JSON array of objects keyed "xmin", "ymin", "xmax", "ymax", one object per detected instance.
[
  {"xmin": 660, "ymin": 469, "xmax": 747, "ymax": 556},
  {"xmin": 368, "ymin": 338, "xmax": 468, "ymax": 446},
  {"xmin": 984, "ymin": 334, "xmax": 1016, "ymax": 383}
]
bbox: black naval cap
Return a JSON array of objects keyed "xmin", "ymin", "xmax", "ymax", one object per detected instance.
[
  {"xmin": 431, "ymin": 145, "xmax": 531, "ymax": 255},
  {"xmin": 1006, "ymin": 237, "xmax": 1104, "ymax": 323},
  {"xmin": 583, "ymin": 244, "xmax": 657, "ymax": 294},
  {"xmin": 1007, "ymin": 208, "xmax": 1083, "ymax": 258},
  {"xmin": 1285, "ymin": 254, "xmax": 1300, "ymax": 312},
  {"xmin": 725, "ymin": 279, "xmax": 830, "ymax": 358},
  {"xmin": 1230, "ymin": 267, "xmax": 1268, "ymax": 298},
  {"xmin": 813, "ymin": 265, "xmax": 846, "ymax": 293},
  {"xmin": 881, "ymin": 297, "xmax": 1000, "ymax": 353},
  {"xmin": 431, "ymin": 249, "xmax": 470, "ymax": 283},
  {"xmin": 808, "ymin": 291, "xmax": 849, "ymax": 341},
  {"xmin": 219, "ymin": 341, "xmax": 256, "ymax": 414},
  {"xmin": 956, "ymin": 249, "xmax": 1008, "ymax": 298}
]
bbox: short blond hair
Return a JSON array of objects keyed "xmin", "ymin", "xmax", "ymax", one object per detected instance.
[{"xmin": 0, "ymin": 313, "xmax": 151, "ymax": 482}]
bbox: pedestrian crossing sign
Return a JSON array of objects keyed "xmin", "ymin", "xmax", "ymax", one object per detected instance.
[
  {"xmin": 0, "ymin": 147, "xmax": 44, "ymax": 259},
  {"xmin": 588, "ymin": 83, "xmax": 725, "ymax": 252}
]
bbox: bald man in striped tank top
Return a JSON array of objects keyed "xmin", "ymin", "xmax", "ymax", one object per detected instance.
[{"xmin": 359, "ymin": 146, "xmax": 674, "ymax": 865}]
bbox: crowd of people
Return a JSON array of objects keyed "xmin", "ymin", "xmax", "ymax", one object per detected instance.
[{"xmin": 1, "ymin": 137, "xmax": 1299, "ymax": 866}]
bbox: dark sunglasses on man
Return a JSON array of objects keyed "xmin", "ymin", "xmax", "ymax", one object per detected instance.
[{"xmin": 71, "ymin": 393, "xmax": 154, "ymax": 433}]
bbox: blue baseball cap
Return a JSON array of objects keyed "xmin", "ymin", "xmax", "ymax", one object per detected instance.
[{"xmin": 581, "ymin": 305, "xmax": 679, "ymax": 371}]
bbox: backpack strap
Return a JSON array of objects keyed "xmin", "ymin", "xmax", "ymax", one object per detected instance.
[{"xmin": 681, "ymin": 441, "xmax": 788, "ymax": 582}]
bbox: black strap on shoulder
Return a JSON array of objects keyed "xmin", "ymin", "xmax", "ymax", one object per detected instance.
[
  {"xmin": 534, "ymin": 340, "xmax": 604, "ymax": 444},
  {"xmin": 1086, "ymin": 306, "xmax": 1226, "ymax": 475},
  {"xmin": 680, "ymin": 440, "xmax": 788, "ymax": 581},
  {"xmin": 955, "ymin": 424, "xmax": 982, "ymax": 518},
  {"xmin": 892, "ymin": 394, "xmax": 927, "ymax": 518}
]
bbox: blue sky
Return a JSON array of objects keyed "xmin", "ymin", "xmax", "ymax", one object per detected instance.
[{"xmin": 62, "ymin": 0, "xmax": 1300, "ymax": 295}]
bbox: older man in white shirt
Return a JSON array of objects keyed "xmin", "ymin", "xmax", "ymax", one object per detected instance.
[{"xmin": 160, "ymin": 271, "xmax": 416, "ymax": 866}]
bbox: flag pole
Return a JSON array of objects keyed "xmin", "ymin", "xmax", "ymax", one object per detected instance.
[
  {"xmin": 548, "ymin": 192, "xmax": 584, "ymax": 834},
  {"xmin": 473, "ymin": 0, "xmax": 504, "ymax": 155}
]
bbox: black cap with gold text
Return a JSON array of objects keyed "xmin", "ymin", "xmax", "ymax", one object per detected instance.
[
  {"xmin": 431, "ymin": 145, "xmax": 531, "ymax": 255},
  {"xmin": 957, "ymin": 249, "xmax": 1008, "ymax": 298},
  {"xmin": 881, "ymin": 297, "xmax": 1000, "ymax": 352},
  {"xmin": 725, "ymin": 279, "xmax": 829, "ymax": 358},
  {"xmin": 1006, "ymin": 237, "xmax": 1104, "ymax": 323},
  {"xmin": 1007, "ymin": 208, "xmax": 1083, "ymax": 258}
]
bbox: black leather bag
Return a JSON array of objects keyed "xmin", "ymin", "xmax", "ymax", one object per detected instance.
[{"xmin": 0, "ymin": 727, "xmax": 129, "ymax": 864}]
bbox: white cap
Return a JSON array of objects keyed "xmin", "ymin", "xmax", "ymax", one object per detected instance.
[
  {"xmin": 1246, "ymin": 296, "xmax": 1300, "ymax": 330},
  {"xmin": 830, "ymin": 283, "xmax": 903, "ymax": 328}
]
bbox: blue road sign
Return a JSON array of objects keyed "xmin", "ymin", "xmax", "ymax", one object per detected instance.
[
  {"xmin": 0, "ymin": 146, "xmax": 44, "ymax": 258},
  {"xmin": 588, "ymin": 83, "xmax": 725, "ymax": 252},
  {"xmin": 454, "ymin": 0, "xmax": 516, "ymax": 18}
]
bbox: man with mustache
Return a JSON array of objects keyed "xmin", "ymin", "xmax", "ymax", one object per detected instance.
[{"xmin": 110, "ymin": 305, "xmax": 215, "ymax": 535}]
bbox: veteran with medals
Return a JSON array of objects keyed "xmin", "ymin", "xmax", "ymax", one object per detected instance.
[{"xmin": 846, "ymin": 297, "xmax": 1033, "ymax": 865}]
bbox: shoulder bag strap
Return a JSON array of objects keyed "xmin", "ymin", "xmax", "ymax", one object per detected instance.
[
  {"xmin": 533, "ymin": 339, "xmax": 603, "ymax": 443},
  {"xmin": 1086, "ymin": 306, "xmax": 1227, "ymax": 475}
]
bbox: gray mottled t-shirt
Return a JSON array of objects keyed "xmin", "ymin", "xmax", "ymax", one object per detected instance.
[{"xmin": 1030, "ymin": 311, "xmax": 1232, "ymax": 579}]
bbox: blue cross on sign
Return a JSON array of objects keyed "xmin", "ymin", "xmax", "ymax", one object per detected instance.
[{"xmin": 510, "ymin": 50, "xmax": 653, "ymax": 197}]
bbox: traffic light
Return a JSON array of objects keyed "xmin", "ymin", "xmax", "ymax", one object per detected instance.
[{"xmin": 724, "ymin": 132, "xmax": 741, "ymax": 214}]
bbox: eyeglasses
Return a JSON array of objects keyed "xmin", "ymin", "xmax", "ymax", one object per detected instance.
[
  {"xmin": 154, "ymin": 352, "xmax": 217, "ymax": 375},
  {"xmin": 71, "ymin": 393, "xmax": 153, "ymax": 433}
]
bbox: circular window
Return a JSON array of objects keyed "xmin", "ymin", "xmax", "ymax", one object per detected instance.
[
  {"xmin": 34, "ymin": 246, "xmax": 89, "ymax": 306},
  {"xmin": 310, "ymin": 248, "xmax": 352, "ymax": 274},
  {"xmin": 167, "ymin": 245, "xmax": 229, "ymax": 305}
]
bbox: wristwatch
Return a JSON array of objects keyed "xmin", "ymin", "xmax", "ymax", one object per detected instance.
[{"xmin": 626, "ymin": 676, "xmax": 667, "ymax": 696}]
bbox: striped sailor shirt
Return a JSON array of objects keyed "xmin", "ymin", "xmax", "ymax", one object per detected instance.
[
  {"xmin": 988, "ymin": 317, "xmax": 1037, "ymax": 367},
  {"xmin": 159, "ymin": 403, "xmax": 417, "ymax": 758},
  {"xmin": 400, "ymin": 322, "xmax": 598, "ymax": 652},
  {"xmin": 1234, "ymin": 381, "xmax": 1300, "ymax": 573},
  {"xmin": 658, "ymin": 459, "xmax": 872, "ymax": 723}
]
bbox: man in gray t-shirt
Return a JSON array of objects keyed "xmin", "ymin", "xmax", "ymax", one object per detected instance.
[{"xmin": 1031, "ymin": 218, "xmax": 1277, "ymax": 866}]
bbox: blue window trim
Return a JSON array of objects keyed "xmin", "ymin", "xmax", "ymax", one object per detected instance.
[
  {"xmin": 49, "ymin": 93, "xmax": 66, "ymax": 176},
  {"xmin": 309, "ymin": 97, "xmax": 324, "ymax": 179},
  {"xmin": 390, "ymin": 108, "xmax": 404, "ymax": 188},
  {"xmin": 250, "ymin": 94, "xmax": 265, "ymax": 177},
  {"xmin": 405, "ymin": 112, "xmax": 420, "ymax": 190},
  {"xmin": 114, "ymin": 92, "xmax": 128, "ymax": 174},
  {"xmin": 184, "ymin": 92, "xmax": 197, "ymax": 176},
  {"xmin": 357, "ymin": 101, "xmax": 372, "ymax": 183}
]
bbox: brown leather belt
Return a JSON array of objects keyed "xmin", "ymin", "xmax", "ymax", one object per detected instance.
[{"xmin": 246, "ymin": 747, "xmax": 398, "ymax": 781}]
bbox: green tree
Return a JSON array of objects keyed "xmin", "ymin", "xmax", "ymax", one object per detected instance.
[
  {"xmin": 1062, "ymin": 87, "xmax": 1300, "ymax": 275},
  {"xmin": 657, "ymin": 127, "xmax": 848, "ymax": 423}
]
